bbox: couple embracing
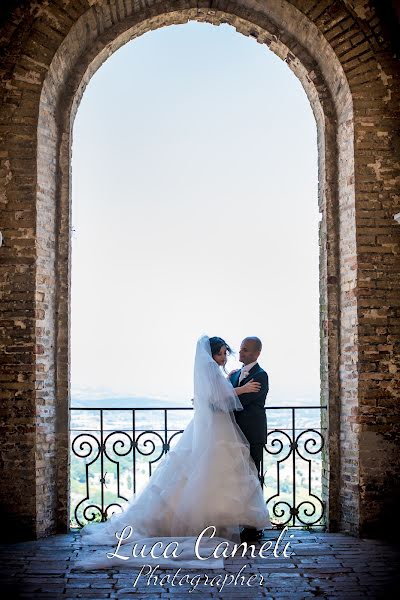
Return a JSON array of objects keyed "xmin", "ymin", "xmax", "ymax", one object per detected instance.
[{"xmin": 79, "ymin": 335, "xmax": 270, "ymax": 569}]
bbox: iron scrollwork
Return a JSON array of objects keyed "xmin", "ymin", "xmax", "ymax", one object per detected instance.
[
  {"xmin": 70, "ymin": 406, "xmax": 326, "ymax": 529},
  {"xmin": 263, "ymin": 409, "xmax": 326, "ymax": 528}
]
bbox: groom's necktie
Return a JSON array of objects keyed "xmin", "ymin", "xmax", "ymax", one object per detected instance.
[{"xmin": 238, "ymin": 368, "xmax": 249, "ymax": 384}]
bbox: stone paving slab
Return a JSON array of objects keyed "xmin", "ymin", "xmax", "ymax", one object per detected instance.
[{"xmin": 0, "ymin": 530, "xmax": 399, "ymax": 599}]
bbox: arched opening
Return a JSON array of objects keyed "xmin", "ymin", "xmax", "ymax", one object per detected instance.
[
  {"xmin": 33, "ymin": 1, "xmax": 355, "ymax": 538},
  {"xmin": 69, "ymin": 19, "xmax": 321, "ymax": 529}
]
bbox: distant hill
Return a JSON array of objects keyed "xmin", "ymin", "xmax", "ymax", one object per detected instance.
[
  {"xmin": 71, "ymin": 395, "xmax": 192, "ymax": 409},
  {"xmin": 70, "ymin": 386, "xmax": 320, "ymax": 410}
]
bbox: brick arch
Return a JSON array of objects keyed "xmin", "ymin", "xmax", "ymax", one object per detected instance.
[{"xmin": 0, "ymin": 1, "xmax": 399, "ymax": 541}]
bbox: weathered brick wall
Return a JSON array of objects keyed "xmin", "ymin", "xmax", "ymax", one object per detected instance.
[{"xmin": 0, "ymin": 0, "xmax": 399, "ymax": 540}]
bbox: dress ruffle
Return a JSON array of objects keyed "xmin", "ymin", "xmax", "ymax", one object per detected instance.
[{"xmin": 77, "ymin": 412, "xmax": 270, "ymax": 570}]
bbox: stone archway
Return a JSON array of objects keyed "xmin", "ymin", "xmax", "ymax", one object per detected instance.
[{"xmin": 0, "ymin": 0, "xmax": 399, "ymax": 541}]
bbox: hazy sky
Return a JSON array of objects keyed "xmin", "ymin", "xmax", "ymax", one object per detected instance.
[{"xmin": 71, "ymin": 22, "xmax": 320, "ymax": 405}]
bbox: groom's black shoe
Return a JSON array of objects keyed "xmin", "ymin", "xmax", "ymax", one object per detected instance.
[{"xmin": 240, "ymin": 528, "xmax": 263, "ymax": 543}]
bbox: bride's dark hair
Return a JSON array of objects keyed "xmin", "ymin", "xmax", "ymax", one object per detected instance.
[{"xmin": 209, "ymin": 336, "xmax": 233, "ymax": 357}]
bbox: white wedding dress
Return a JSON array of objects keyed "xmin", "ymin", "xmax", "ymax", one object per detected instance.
[{"xmin": 77, "ymin": 336, "xmax": 270, "ymax": 569}]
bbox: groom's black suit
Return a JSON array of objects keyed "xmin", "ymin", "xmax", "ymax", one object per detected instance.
[{"xmin": 229, "ymin": 363, "xmax": 268, "ymax": 477}]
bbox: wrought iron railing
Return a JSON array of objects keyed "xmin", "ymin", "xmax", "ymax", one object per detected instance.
[{"xmin": 69, "ymin": 405, "xmax": 326, "ymax": 530}]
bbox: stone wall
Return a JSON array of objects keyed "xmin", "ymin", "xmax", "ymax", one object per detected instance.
[{"xmin": 0, "ymin": 0, "xmax": 399, "ymax": 540}]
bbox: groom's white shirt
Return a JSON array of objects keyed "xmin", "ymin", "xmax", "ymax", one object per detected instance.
[{"xmin": 239, "ymin": 360, "xmax": 258, "ymax": 384}]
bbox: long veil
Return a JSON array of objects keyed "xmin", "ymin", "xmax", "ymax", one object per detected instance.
[{"xmin": 76, "ymin": 335, "xmax": 270, "ymax": 570}]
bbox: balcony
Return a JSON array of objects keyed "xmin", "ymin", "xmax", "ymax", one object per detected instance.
[
  {"xmin": 1, "ymin": 405, "xmax": 398, "ymax": 598},
  {"xmin": 69, "ymin": 405, "xmax": 326, "ymax": 530}
]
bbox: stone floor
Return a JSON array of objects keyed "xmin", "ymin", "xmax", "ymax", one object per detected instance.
[{"xmin": 0, "ymin": 529, "xmax": 399, "ymax": 599}]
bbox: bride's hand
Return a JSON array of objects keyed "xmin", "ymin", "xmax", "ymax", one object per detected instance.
[
  {"xmin": 241, "ymin": 378, "xmax": 261, "ymax": 393},
  {"xmin": 227, "ymin": 369, "xmax": 239, "ymax": 378}
]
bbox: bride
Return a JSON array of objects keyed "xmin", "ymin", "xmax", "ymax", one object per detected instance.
[{"xmin": 78, "ymin": 335, "xmax": 270, "ymax": 569}]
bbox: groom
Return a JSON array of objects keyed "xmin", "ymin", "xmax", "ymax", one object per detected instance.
[{"xmin": 229, "ymin": 336, "xmax": 269, "ymax": 542}]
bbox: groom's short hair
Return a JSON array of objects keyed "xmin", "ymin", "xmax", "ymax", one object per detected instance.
[{"xmin": 245, "ymin": 336, "xmax": 262, "ymax": 352}]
